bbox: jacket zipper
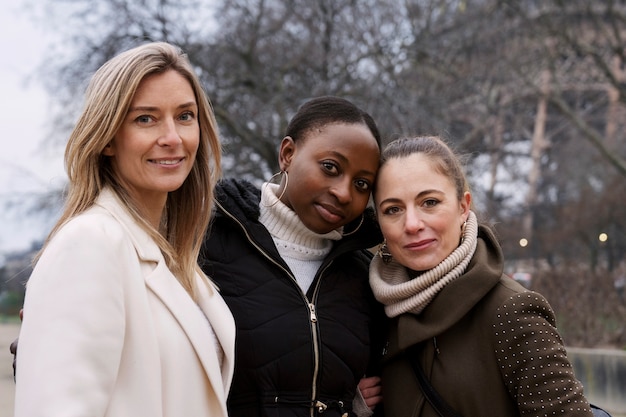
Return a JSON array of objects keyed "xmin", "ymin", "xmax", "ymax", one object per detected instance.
[
  {"xmin": 216, "ymin": 201, "xmax": 329, "ymax": 416},
  {"xmin": 308, "ymin": 262, "xmax": 333, "ymax": 416}
]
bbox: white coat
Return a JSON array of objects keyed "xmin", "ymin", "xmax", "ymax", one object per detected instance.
[{"xmin": 14, "ymin": 188, "xmax": 235, "ymax": 417}]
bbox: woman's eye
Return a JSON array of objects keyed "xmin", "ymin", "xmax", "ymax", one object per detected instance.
[
  {"xmin": 354, "ymin": 179, "xmax": 371, "ymax": 192},
  {"xmin": 136, "ymin": 115, "xmax": 153, "ymax": 124},
  {"xmin": 179, "ymin": 111, "xmax": 195, "ymax": 121},
  {"xmin": 382, "ymin": 206, "xmax": 401, "ymax": 215},
  {"xmin": 423, "ymin": 198, "xmax": 439, "ymax": 208},
  {"xmin": 321, "ymin": 161, "xmax": 339, "ymax": 175}
]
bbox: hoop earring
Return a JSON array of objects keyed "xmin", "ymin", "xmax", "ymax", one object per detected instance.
[
  {"xmin": 342, "ymin": 214, "xmax": 364, "ymax": 237},
  {"xmin": 377, "ymin": 239, "xmax": 393, "ymax": 264},
  {"xmin": 262, "ymin": 170, "xmax": 289, "ymax": 207}
]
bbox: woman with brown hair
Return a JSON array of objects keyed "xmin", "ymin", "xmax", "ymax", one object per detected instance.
[{"xmin": 370, "ymin": 135, "xmax": 595, "ymax": 417}]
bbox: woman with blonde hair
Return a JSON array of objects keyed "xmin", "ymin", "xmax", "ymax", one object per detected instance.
[{"xmin": 14, "ymin": 42, "xmax": 235, "ymax": 417}]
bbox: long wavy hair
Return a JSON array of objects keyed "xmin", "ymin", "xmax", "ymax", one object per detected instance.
[{"xmin": 40, "ymin": 42, "xmax": 222, "ymax": 300}]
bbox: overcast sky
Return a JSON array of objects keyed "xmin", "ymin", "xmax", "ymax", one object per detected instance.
[{"xmin": 0, "ymin": 1, "xmax": 66, "ymax": 254}]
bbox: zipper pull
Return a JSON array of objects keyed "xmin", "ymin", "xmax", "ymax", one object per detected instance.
[
  {"xmin": 338, "ymin": 400, "xmax": 348, "ymax": 417},
  {"xmin": 315, "ymin": 400, "xmax": 327, "ymax": 412},
  {"xmin": 309, "ymin": 303, "xmax": 318, "ymax": 323}
]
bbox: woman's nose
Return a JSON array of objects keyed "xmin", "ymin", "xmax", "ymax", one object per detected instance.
[
  {"xmin": 404, "ymin": 208, "xmax": 423, "ymax": 233},
  {"xmin": 157, "ymin": 119, "xmax": 183, "ymax": 146},
  {"xmin": 330, "ymin": 178, "xmax": 353, "ymax": 204}
]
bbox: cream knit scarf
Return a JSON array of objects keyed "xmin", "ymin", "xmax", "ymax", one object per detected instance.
[{"xmin": 369, "ymin": 211, "xmax": 478, "ymax": 317}]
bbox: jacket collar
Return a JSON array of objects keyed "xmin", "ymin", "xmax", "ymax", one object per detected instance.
[
  {"xmin": 94, "ymin": 188, "xmax": 162, "ymax": 262},
  {"xmin": 391, "ymin": 225, "xmax": 504, "ymax": 350},
  {"xmin": 144, "ymin": 260, "xmax": 234, "ymax": 404}
]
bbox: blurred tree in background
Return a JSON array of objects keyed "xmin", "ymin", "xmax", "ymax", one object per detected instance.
[{"xmin": 8, "ymin": 0, "xmax": 625, "ymax": 347}]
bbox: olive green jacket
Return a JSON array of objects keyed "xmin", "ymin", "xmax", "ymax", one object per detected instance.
[{"xmin": 380, "ymin": 225, "xmax": 593, "ymax": 417}]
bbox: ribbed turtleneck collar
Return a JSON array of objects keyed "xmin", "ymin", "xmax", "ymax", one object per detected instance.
[{"xmin": 259, "ymin": 183, "xmax": 343, "ymax": 251}]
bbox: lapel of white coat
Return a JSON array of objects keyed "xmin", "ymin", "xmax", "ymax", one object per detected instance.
[
  {"xmin": 95, "ymin": 189, "xmax": 233, "ymax": 403},
  {"xmin": 195, "ymin": 277, "xmax": 235, "ymax": 391},
  {"xmin": 144, "ymin": 263, "xmax": 232, "ymax": 405}
]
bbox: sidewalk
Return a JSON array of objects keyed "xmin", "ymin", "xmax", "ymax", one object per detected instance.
[{"xmin": 0, "ymin": 322, "xmax": 18, "ymax": 417}]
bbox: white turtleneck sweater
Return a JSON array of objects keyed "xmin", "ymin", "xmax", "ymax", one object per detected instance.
[{"xmin": 259, "ymin": 183, "xmax": 343, "ymax": 293}]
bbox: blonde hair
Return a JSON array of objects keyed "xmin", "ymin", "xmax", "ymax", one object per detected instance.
[{"xmin": 40, "ymin": 42, "xmax": 222, "ymax": 300}]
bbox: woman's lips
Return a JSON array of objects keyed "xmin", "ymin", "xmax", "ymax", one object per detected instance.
[
  {"xmin": 148, "ymin": 157, "xmax": 185, "ymax": 167},
  {"xmin": 405, "ymin": 239, "xmax": 435, "ymax": 250},
  {"xmin": 315, "ymin": 203, "xmax": 344, "ymax": 224}
]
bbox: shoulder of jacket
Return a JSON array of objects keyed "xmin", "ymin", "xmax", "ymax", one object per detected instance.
[
  {"xmin": 483, "ymin": 277, "xmax": 556, "ymax": 325},
  {"xmin": 352, "ymin": 248, "xmax": 375, "ymax": 265},
  {"xmin": 59, "ymin": 207, "xmax": 127, "ymax": 242},
  {"xmin": 215, "ymin": 178, "xmax": 261, "ymax": 221},
  {"xmin": 52, "ymin": 211, "xmax": 136, "ymax": 259}
]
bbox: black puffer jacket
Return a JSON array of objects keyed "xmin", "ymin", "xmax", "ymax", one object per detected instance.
[{"xmin": 200, "ymin": 178, "xmax": 387, "ymax": 417}]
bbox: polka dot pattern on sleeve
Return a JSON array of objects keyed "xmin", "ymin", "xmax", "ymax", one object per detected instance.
[{"xmin": 493, "ymin": 292, "xmax": 593, "ymax": 416}]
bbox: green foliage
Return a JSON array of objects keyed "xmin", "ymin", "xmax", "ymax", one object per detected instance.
[
  {"xmin": 0, "ymin": 312, "xmax": 22, "ymax": 324},
  {"xmin": 0, "ymin": 291, "xmax": 25, "ymax": 316}
]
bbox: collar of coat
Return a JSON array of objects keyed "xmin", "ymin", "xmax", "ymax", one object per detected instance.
[
  {"xmin": 95, "ymin": 187, "xmax": 162, "ymax": 262},
  {"xmin": 390, "ymin": 225, "xmax": 505, "ymax": 351}
]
